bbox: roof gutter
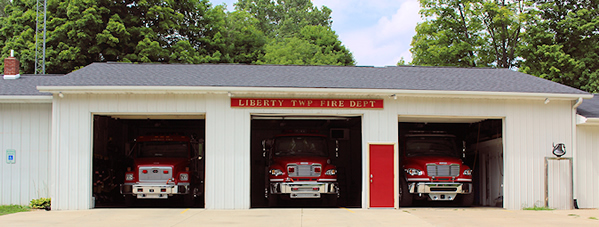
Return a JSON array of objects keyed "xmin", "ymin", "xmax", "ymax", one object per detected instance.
[
  {"xmin": 576, "ymin": 115, "xmax": 599, "ymax": 125},
  {"xmin": 0, "ymin": 95, "xmax": 53, "ymax": 103},
  {"xmin": 36, "ymin": 86, "xmax": 593, "ymax": 100}
]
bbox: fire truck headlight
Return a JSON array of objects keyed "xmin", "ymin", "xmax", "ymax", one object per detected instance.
[
  {"xmin": 463, "ymin": 169, "xmax": 473, "ymax": 176},
  {"xmin": 325, "ymin": 169, "xmax": 337, "ymax": 176},
  {"xmin": 179, "ymin": 173, "xmax": 189, "ymax": 181},
  {"xmin": 126, "ymin": 173, "xmax": 134, "ymax": 181},
  {"xmin": 405, "ymin": 168, "xmax": 424, "ymax": 176},
  {"xmin": 270, "ymin": 169, "xmax": 284, "ymax": 176}
]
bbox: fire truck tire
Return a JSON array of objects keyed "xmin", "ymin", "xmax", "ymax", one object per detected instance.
[
  {"xmin": 459, "ymin": 193, "xmax": 474, "ymax": 207},
  {"xmin": 124, "ymin": 195, "xmax": 135, "ymax": 207},
  {"xmin": 399, "ymin": 178, "xmax": 413, "ymax": 207}
]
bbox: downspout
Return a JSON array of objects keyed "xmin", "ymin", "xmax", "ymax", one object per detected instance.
[
  {"xmin": 572, "ymin": 97, "xmax": 583, "ymax": 208},
  {"xmin": 573, "ymin": 97, "xmax": 583, "ymax": 109}
]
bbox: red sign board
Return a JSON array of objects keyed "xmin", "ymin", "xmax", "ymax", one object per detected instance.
[{"xmin": 231, "ymin": 98, "xmax": 383, "ymax": 109}]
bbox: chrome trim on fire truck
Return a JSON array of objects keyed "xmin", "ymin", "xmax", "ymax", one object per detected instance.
[
  {"xmin": 408, "ymin": 182, "xmax": 472, "ymax": 194},
  {"xmin": 269, "ymin": 181, "xmax": 338, "ymax": 198},
  {"xmin": 287, "ymin": 164, "xmax": 322, "ymax": 177},
  {"xmin": 426, "ymin": 163, "xmax": 460, "ymax": 177},
  {"xmin": 120, "ymin": 183, "xmax": 190, "ymax": 199},
  {"xmin": 455, "ymin": 178, "xmax": 472, "ymax": 182},
  {"xmin": 138, "ymin": 166, "xmax": 173, "ymax": 182},
  {"xmin": 406, "ymin": 178, "xmax": 429, "ymax": 181},
  {"xmin": 317, "ymin": 179, "xmax": 337, "ymax": 182}
]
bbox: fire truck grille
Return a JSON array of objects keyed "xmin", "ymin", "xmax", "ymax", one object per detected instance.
[
  {"xmin": 139, "ymin": 167, "xmax": 173, "ymax": 181},
  {"xmin": 426, "ymin": 164, "xmax": 460, "ymax": 177},
  {"xmin": 287, "ymin": 164, "xmax": 322, "ymax": 177}
]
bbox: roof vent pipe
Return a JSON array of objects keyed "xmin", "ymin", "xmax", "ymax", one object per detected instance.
[{"xmin": 3, "ymin": 50, "xmax": 21, "ymax": 80}]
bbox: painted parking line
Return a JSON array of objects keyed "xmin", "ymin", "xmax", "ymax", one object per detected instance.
[
  {"xmin": 340, "ymin": 207, "xmax": 355, "ymax": 213},
  {"xmin": 181, "ymin": 208, "xmax": 190, "ymax": 214}
]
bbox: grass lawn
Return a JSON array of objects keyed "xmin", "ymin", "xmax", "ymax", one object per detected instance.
[{"xmin": 0, "ymin": 205, "xmax": 30, "ymax": 216}]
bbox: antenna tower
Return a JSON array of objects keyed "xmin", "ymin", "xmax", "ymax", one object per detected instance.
[{"xmin": 34, "ymin": 0, "xmax": 47, "ymax": 74}]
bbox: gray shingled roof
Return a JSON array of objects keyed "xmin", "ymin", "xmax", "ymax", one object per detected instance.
[
  {"xmin": 1, "ymin": 62, "xmax": 589, "ymax": 95},
  {"xmin": 0, "ymin": 74, "xmax": 65, "ymax": 95},
  {"xmin": 578, "ymin": 95, "xmax": 599, "ymax": 118}
]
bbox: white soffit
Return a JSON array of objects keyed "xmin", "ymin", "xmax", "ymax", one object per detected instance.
[
  {"xmin": 97, "ymin": 114, "xmax": 205, "ymax": 120},
  {"xmin": 0, "ymin": 95, "xmax": 52, "ymax": 103},
  {"xmin": 252, "ymin": 113, "xmax": 362, "ymax": 120},
  {"xmin": 398, "ymin": 116, "xmax": 499, "ymax": 123},
  {"xmin": 36, "ymin": 86, "xmax": 593, "ymax": 100},
  {"xmin": 577, "ymin": 114, "xmax": 599, "ymax": 126}
]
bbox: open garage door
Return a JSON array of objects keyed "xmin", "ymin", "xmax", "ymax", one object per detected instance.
[
  {"xmin": 398, "ymin": 117, "xmax": 503, "ymax": 208},
  {"xmin": 250, "ymin": 115, "xmax": 362, "ymax": 208},
  {"xmin": 92, "ymin": 114, "xmax": 205, "ymax": 208}
]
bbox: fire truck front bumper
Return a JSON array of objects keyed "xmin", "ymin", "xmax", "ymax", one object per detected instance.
[
  {"xmin": 408, "ymin": 182, "xmax": 472, "ymax": 201},
  {"xmin": 121, "ymin": 183, "xmax": 190, "ymax": 199},
  {"xmin": 269, "ymin": 181, "xmax": 338, "ymax": 199}
]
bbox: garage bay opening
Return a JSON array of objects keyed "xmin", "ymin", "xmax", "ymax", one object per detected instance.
[
  {"xmin": 92, "ymin": 115, "xmax": 205, "ymax": 208},
  {"xmin": 399, "ymin": 118, "xmax": 503, "ymax": 208},
  {"xmin": 250, "ymin": 115, "xmax": 362, "ymax": 208}
]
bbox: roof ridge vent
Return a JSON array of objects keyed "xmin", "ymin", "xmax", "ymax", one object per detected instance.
[{"xmin": 3, "ymin": 50, "xmax": 21, "ymax": 80}]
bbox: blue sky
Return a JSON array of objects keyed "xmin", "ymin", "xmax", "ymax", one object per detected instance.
[{"xmin": 211, "ymin": 0, "xmax": 423, "ymax": 67}]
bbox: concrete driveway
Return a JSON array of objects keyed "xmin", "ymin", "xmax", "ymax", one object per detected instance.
[{"xmin": 1, "ymin": 207, "xmax": 598, "ymax": 227}]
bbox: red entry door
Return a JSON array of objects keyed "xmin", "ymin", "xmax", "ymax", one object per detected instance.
[{"xmin": 369, "ymin": 144, "xmax": 395, "ymax": 208}]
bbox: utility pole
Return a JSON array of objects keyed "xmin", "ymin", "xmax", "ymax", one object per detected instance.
[{"xmin": 34, "ymin": 0, "xmax": 47, "ymax": 74}]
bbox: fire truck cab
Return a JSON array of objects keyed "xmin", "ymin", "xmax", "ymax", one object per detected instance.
[
  {"xmin": 400, "ymin": 131, "xmax": 474, "ymax": 206},
  {"xmin": 262, "ymin": 133, "xmax": 339, "ymax": 206},
  {"xmin": 120, "ymin": 135, "xmax": 203, "ymax": 206}
]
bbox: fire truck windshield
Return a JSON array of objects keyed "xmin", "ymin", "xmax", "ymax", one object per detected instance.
[
  {"xmin": 137, "ymin": 141, "xmax": 189, "ymax": 158},
  {"xmin": 274, "ymin": 136, "xmax": 328, "ymax": 157},
  {"xmin": 405, "ymin": 136, "xmax": 459, "ymax": 157}
]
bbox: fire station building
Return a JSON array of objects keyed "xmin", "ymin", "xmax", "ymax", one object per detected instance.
[{"xmin": 2, "ymin": 58, "xmax": 599, "ymax": 211}]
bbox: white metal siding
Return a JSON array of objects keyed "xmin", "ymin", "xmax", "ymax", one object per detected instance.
[
  {"xmin": 213, "ymin": 94, "xmax": 396, "ymax": 209},
  {"xmin": 575, "ymin": 125, "xmax": 599, "ymax": 208},
  {"xmin": 389, "ymin": 96, "xmax": 574, "ymax": 210},
  {"xmin": 204, "ymin": 94, "xmax": 251, "ymax": 209},
  {"xmin": 50, "ymin": 94, "xmax": 208, "ymax": 210},
  {"xmin": 546, "ymin": 158, "xmax": 573, "ymax": 209},
  {"xmin": 0, "ymin": 103, "xmax": 51, "ymax": 205},
  {"xmin": 475, "ymin": 138, "xmax": 503, "ymax": 207},
  {"xmin": 50, "ymin": 93, "xmax": 578, "ymax": 210}
]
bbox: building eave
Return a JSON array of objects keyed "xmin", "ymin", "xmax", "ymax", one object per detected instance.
[
  {"xmin": 36, "ymin": 85, "xmax": 592, "ymax": 100},
  {"xmin": 577, "ymin": 114, "xmax": 599, "ymax": 126},
  {"xmin": 0, "ymin": 95, "xmax": 53, "ymax": 103}
]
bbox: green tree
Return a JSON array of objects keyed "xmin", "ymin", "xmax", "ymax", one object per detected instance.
[
  {"xmin": 0, "ymin": 0, "xmax": 353, "ymax": 73},
  {"xmin": 216, "ymin": 10, "xmax": 267, "ymax": 64},
  {"xmin": 0, "ymin": 0, "xmax": 228, "ymax": 74},
  {"xmin": 257, "ymin": 25, "xmax": 353, "ymax": 66},
  {"xmin": 0, "ymin": 0, "xmax": 10, "ymax": 17},
  {"xmin": 519, "ymin": 0, "xmax": 599, "ymax": 92},
  {"xmin": 396, "ymin": 57, "xmax": 408, "ymax": 66},
  {"xmin": 234, "ymin": 0, "xmax": 332, "ymax": 39},
  {"xmin": 410, "ymin": 0, "xmax": 527, "ymax": 68},
  {"xmin": 235, "ymin": 0, "xmax": 353, "ymax": 66}
]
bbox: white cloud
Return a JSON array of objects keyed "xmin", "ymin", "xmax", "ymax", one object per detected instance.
[
  {"xmin": 213, "ymin": 0, "xmax": 423, "ymax": 66},
  {"xmin": 337, "ymin": 0, "xmax": 422, "ymax": 66}
]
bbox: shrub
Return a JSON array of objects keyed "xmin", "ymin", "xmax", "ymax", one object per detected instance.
[{"xmin": 30, "ymin": 198, "xmax": 51, "ymax": 210}]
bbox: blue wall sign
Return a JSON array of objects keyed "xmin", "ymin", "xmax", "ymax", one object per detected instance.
[{"xmin": 6, "ymin": 149, "xmax": 16, "ymax": 164}]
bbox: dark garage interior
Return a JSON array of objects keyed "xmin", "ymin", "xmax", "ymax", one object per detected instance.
[
  {"xmin": 399, "ymin": 119, "xmax": 503, "ymax": 207},
  {"xmin": 250, "ymin": 116, "xmax": 363, "ymax": 208},
  {"xmin": 92, "ymin": 115, "xmax": 205, "ymax": 208}
]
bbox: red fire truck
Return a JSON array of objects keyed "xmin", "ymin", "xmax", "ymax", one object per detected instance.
[
  {"xmin": 263, "ymin": 133, "xmax": 339, "ymax": 206},
  {"xmin": 400, "ymin": 131, "xmax": 474, "ymax": 206},
  {"xmin": 120, "ymin": 135, "xmax": 202, "ymax": 206}
]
